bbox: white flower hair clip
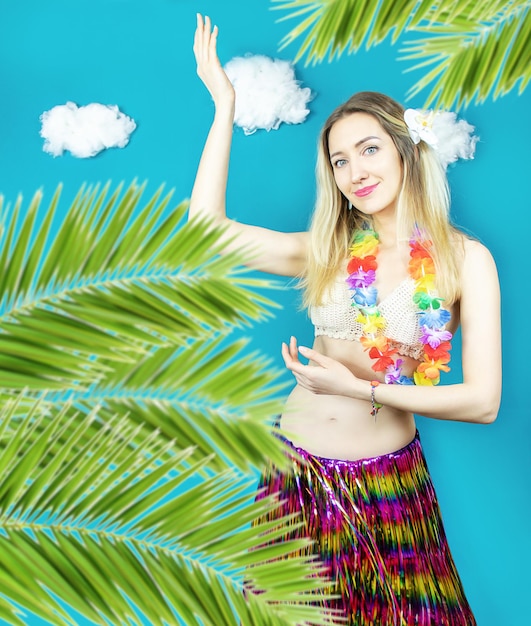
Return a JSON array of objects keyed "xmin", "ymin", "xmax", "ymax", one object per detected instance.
[
  {"xmin": 404, "ymin": 109, "xmax": 438, "ymax": 147},
  {"xmin": 404, "ymin": 108, "xmax": 479, "ymax": 169}
]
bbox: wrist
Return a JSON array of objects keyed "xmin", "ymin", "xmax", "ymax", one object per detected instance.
[
  {"xmin": 352, "ymin": 378, "xmax": 373, "ymax": 401},
  {"xmin": 369, "ymin": 380, "xmax": 383, "ymax": 419},
  {"xmin": 213, "ymin": 106, "xmax": 235, "ymax": 128},
  {"xmin": 214, "ymin": 93, "xmax": 235, "ymax": 115}
]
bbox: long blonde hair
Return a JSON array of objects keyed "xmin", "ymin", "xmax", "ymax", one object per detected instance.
[{"xmin": 301, "ymin": 91, "xmax": 464, "ymax": 308}]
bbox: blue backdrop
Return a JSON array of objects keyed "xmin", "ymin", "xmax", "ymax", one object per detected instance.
[{"xmin": 0, "ymin": 1, "xmax": 529, "ymax": 625}]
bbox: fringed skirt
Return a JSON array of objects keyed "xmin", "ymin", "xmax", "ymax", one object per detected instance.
[{"xmin": 253, "ymin": 430, "xmax": 476, "ymax": 625}]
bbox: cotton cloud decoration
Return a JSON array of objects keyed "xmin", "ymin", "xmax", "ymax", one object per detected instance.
[
  {"xmin": 223, "ymin": 54, "xmax": 312, "ymax": 135},
  {"xmin": 405, "ymin": 108, "xmax": 479, "ymax": 170},
  {"xmin": 429, "ymin": 111, "xmax": 478, "ymax": 169},
  {"xmin": 40, "ymin": 102, "xmax": 137, "ymax": 158}
]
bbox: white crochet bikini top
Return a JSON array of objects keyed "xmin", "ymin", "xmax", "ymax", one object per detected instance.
[{"xmin": 310, "ymin": 276, "xmax": 424, "ymax": 360}]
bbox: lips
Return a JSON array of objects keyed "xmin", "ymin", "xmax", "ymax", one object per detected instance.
[{"xmin": 354, "ymin": 183, "xmax": 378, "ymax": 198}]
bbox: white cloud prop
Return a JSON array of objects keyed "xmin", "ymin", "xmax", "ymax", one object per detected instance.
[
  {"xmin": 405, "ymin": 108, "xmax": 479, "ymax": 169},
  {"xmin": 431, "ymin": 111, "xmax": 479, "ymax": 169},
  {"xmin": 224, "ymin": 54, "xmax": 312, "ymax": 135},
  {"xmin": 40, "ymin": 102, "xmax": 137, "ymax": 158}
]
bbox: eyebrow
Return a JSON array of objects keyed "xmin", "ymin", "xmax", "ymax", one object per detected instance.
[{"xmin": 329, "ymin": 135, "xmax": 381, "ymax": 159}]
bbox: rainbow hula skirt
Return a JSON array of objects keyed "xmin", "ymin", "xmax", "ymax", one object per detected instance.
[{"xmin": 252, "ymin": 430, "xmax": 476, "ymax": 625}]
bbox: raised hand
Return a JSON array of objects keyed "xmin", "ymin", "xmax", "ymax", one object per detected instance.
[{"xmin": 193, "ymin": 14, "xmax": 235, "ymax": 106}]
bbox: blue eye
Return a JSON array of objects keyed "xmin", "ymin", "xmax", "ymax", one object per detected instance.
[
  {"xmin": 333, "ymin": 158, "xmax": 347, "ymax": 168},
  {"xmin": 364, "ymin": 146, "xmax": 378, "ymax": 155}
]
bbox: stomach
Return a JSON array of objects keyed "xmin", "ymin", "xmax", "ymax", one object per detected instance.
[{"xmin": 278, "ymin": 335, "xmax": 418, "ymax": 461}]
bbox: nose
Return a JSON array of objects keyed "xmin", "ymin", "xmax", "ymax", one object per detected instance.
[{"xmin": 350, "ymin": 159, "xmax": 368, "ymax": 184}]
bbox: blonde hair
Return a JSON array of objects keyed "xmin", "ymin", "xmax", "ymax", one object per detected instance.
[{"xmin": 301, "ymin": 91, "xmax": 464, "ymax": 308}]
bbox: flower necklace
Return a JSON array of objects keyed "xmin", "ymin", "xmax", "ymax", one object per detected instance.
[{"xmin": 346, "ymin": 227, "xmax": 453, "ymax": 388}]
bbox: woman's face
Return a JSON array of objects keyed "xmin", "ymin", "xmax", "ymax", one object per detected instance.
[{"xmin": 328, "ymin": 112, "xmax": 403, "ymax": 219}]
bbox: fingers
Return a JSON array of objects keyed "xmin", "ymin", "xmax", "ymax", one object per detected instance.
[
  {"xmin": 210, "ymin": 23, "xmax": 219, "ymax": 58},
  {"xmin": 282, "ymin": 336, "xmax": 306, "ymax": 366},
  {"xmin": 289, "ymin": 335, "xmax": 299, "ymax": 361},
  {"xmin": 202, "ymin": 15, "xmax": 212, "ymax": 60},
  {"xmin": 282, "ymin": 337, "xmax": 331, "ymax": 370},
  {"xmin": 194, "ymin": 14, "xmax": 215, "ymax": 63},
  {"xmin": 281, "ymin": 340, "xmax": 324, "ymax": 393},
  {"xmin": 281, "ymin": 341, "xmax": 303, "ymax": 373},
  {"xmin": 193, "ymin": 14, "xmax": 203, "ymax": 58},
  {"xmin": 298, "ymin": 345, "xmax": 330, "ymax": 367},
  {"xmin": 281, "ymin": 341, "xmax": 295, "ymax": 368}
]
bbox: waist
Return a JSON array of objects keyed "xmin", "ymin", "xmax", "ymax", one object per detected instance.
[
  {"xmin": 278, "ymin": 429, "xmax": 421, "ymax": 469},
  {"xmin": 280, "ymin": 385, "xmax": 416, "ymax": 461}
]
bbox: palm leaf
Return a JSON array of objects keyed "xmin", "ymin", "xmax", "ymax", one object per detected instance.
[
  {"xmin": 0, "ymin": 181, "xmax": 336, "ymax": 624},
  {"xmin": 82, "ymin": 337, "xmax": 289, "ymax": 471},
  {"xmin": 271, "ymin": 0, "xmax": 530, "ymax": 108},
  {"xmin": 0, "ymin": 396, "xmax": 335, "ymax": 626},
  {"xmin": 272, "ymin": 0, "xmax": 517, "ymax": 58},
  {"xmin": 400, "ymin": 4, "xmax": 530, "ymax": 108},
  {"xmin": 0, "ymin": 179, "xmax": 295, "ymax": 474},
  {"xmin": 496, "ymin": 3, "xmax": 531, "ymax": 96},
  {"xmin": 0, "ymin": 182, "xmax": 278, "ymax": 391},
  {"xmin": 1, "ymin": 336, "xmax": 290, "ymax": 473},
  {"xmin": 411, "ymin": 0, "xmax": 512, "ymax": 27},
  {"xmin": 272, "ymin": 0, "xmax": 426, "ymax": 62}
]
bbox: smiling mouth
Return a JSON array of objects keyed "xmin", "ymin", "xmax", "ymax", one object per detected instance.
[{"xmin": 354, "ymin": 184, "xmax": 378, "ymax": 198}]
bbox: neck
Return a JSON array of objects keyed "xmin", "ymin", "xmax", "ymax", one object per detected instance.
[{"xmin": 371, "ymin": 215, "xmax": 398, "ymax": 248}]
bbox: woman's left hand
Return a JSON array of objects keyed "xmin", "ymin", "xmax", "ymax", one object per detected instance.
[{"xmin": 281, "ymin": 336, "xmax": 362, "ymax": 397}]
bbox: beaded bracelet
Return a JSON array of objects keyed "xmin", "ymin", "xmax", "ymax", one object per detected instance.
[{"xmin": 370, "ymin": 380, "xmax": 383, "ymax": 420}]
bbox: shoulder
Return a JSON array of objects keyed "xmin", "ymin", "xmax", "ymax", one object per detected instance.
[
  {"xmin": 449, "ymin": 230, "xmax": 497, "ymax": 269},
  {"xmin": 459, "ymin": 236, "xmax": 499, "ymax": 297},
  {"xmin": 462, "ymin": 237, "xmax": 498, "ymax": 272}
]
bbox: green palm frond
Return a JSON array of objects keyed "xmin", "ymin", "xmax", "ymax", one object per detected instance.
[
  {"xmin": 410, "ymin": 0, "xmax": 512, "ymax": 27},
  {"xmin": 272, "ymin": 0, "xmax": 421, "ymax": 62},
  {"xmin": 5, "ymin": 336, "xmax": 290, "ymax": 472},
  {"xmin": 0, "ymin": 396, "xmax": 335, "ymax": 626},
  {"xmin": 271, "ymin": 0, "xmax": 530, "ymax": 108},
  {"xmin": 80, "ymin": 336, "xmax": 289, "ymax": 471},
  {"xmin": 0, "ymin": 182, "xmax": 278, "ymax": 391},
  {"xmin": 0, "ymin": 180, "xmax": 336, "ymax": 623},
  {"xmin": 401, "ymin": 2, "xmax": 531, "ymax": 108}
]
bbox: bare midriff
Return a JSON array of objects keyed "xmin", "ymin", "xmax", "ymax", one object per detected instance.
[{"xmin": 279, "ymin": 334, "xmax": 418, "ymax": 461}]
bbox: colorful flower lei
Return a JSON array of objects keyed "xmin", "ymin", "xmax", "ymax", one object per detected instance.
[{"xmin": 346, "ymin": 228, "xmax": 453, "ymax": 386}]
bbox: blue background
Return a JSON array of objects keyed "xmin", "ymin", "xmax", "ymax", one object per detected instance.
[{"xmin": 0, "ymin": 1, "xmax": 529, "ymax": 624}]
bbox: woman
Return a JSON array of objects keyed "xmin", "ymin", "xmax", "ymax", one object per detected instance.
[{"xmin": 191, "ymin": 14, "xmax": 501, "ymax": 625}]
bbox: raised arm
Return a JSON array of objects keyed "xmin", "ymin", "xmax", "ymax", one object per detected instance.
[
  {"xmin": 190, "ymin": 14, "xmax": 308, "ymax": 277},
  {"xmin": 283, "ymin": 239, "xmax": 502, "ymax": 424}
]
